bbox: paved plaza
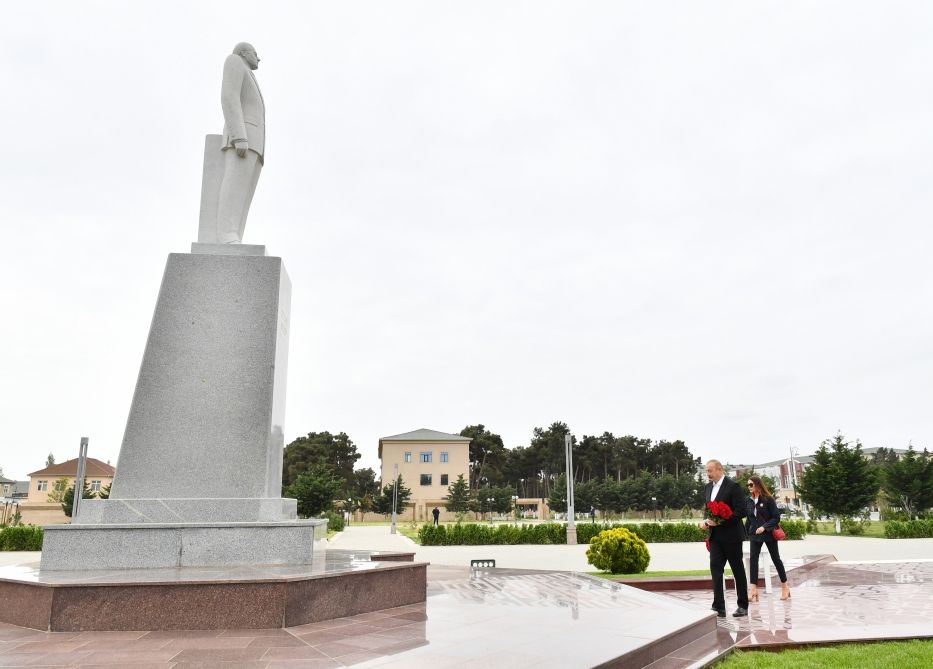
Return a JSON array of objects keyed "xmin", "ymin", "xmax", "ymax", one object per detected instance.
[{"xmin": 1, "ymin": 528, "xmax": 933, "ymax": 667}]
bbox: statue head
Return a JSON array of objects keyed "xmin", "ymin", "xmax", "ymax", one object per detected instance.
[{"xmin": 233, "ymin": 42, "xmax": 260, "ymax": 71}]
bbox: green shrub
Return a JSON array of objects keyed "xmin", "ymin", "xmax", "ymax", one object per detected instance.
[
  {"xmin": 885, "ymin": 519, "xmax": 933, "ymax": 538},
  {"xmin": 778, "ymin": 519, "xmax": 807, "ymax": 540},
  {"xmin": 0, "ymin": 525, "xmax": 43, "ymax": 551},
  {"xmin": 586, "ymin": 528, "xmax": 650, "ymax": 574},
  {"xmin": 322, "ymin": 511, "xmax": 345, "ymax": 533},
  {"xmin": 840, "ymin": 516, "xmax": 867, "ymax": 535}
]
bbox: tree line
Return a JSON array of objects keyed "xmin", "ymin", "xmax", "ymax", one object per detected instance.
[
  {"xmin": 279, "ymin": 423, "xmax": 705, "ymax": 517},
  {"xmin": 797, "ymin": 433, "xmax": 933, "ymax": 527}
]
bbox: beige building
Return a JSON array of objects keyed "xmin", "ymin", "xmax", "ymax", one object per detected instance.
[
  {"xmin": 379, "ymin": 428, "xmax": 471, "ymax": 522},
  {"xmin": 21, "ymin": 458, "xmax": 116, "ymax": 525}
]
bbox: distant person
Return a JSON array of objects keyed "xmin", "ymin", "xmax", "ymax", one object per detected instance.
[
  {"xmin": 590, "ymin": 506, "xmax": 596, "ymax": 522},
  {"xmin": 746, "ymin": 476, "xmax": 790, "ymax": 601},
  {"xmin": 699, "ymin": 459, "xmax": 749, "ymax": 617},
  {"xmin": 432, "ymin": 506, "xmax": 440, "ymax": 526}
]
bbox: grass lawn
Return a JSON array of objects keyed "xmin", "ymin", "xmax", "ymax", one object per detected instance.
[
  {"xmin": 716, "ymin": 640, "xmax": 933, "ymax": 668},
  {"xmin": 588, "ymin": 569, "xmax": 731, "ymax": 579},
  {"xmin": 809, "ymin": 521, "xmax": 888, "ymax": 538}
]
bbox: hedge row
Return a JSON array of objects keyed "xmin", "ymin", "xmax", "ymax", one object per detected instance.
[
  {"xmin": 884, "ymin": 519, "xmax": 933, "ymax": 538},
  {"xmin": 0, "ymin": 525, "xmax": 43, "ymax": 551},
  {"xmin": 418, "ymin": 520, "xmax": 808, "ymax": 546},
  {"xmin": 419, "ymin": 522, "xmax": 567, "ymax": 545}
]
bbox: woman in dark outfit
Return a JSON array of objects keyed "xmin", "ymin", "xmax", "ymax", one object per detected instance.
[{"xmin": 745, "ymin": 475, "xmax": 790, "ymax": 601}]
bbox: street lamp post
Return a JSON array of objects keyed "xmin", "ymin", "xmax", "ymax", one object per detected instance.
[
  {"xmin": 390, "ymin": 463, "xmax": 398, "ymax": 535},
  {"xmin": 565, "ymin": 434, "xmax": 576, "ymax": 545},
  {"xmin": 789, "ymin": 446, "xmax": 807, "ymax": 519},
  {"xmin": 651, "ymin": 496, "xmax": 657, "ymax": 521}
]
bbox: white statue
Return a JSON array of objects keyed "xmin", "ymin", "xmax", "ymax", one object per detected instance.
[{"xmin": 216, "ymin": 42, "xmax": 265, "ymax": 244}]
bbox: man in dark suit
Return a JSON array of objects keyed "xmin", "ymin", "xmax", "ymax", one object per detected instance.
[{"xmin": 699, "ymin": 459, "xmax": 749, "ymax": 617}]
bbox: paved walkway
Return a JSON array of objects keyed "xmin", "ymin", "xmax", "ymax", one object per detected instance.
[{"xmin": 329, "ymin": 524, "xmax": 933, "ymax": 572}]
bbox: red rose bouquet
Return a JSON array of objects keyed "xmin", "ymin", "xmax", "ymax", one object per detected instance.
[
  {"xmin": 705, "ymin": 500, "xmax": 733, "ymax": 524},
  {"xmin": 703, "ymin": 501, "xmax": 733, "ymax": 551}
]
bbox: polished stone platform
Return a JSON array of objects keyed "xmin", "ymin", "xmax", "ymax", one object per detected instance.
[
  {"xmin": 0, "ymin": 549, "xmax": 426, "ymax": 633},
  {"xmin": 1, "ymin": 558, "xmax": 931, "ymax": 667}
]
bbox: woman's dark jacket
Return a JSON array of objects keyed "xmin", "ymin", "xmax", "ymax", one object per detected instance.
[{"xmin": 745, "ymin": 495, "xmax": 782, "ymax": 543}]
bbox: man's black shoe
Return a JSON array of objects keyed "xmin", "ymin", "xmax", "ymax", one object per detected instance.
[
  {"xmin": 732, "ymin": 607, "xmax": 748, "ymax": 617},
  {"xmin": 711, "ymin": 607, "xmax": 726, "ymax": 617}
]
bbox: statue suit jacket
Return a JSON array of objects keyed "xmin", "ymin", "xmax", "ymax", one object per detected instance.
[
  {"xmin": 705, "ymin": 476, "xmax": 748, "ymax": 543},
  {"xmin": 221, "ymin": 54, "xmax": 265, "ymax": 163}
]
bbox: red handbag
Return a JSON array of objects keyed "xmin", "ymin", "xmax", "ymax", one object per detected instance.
[{"xmin": 772, "ymin": 525, "xmax": 786, "ymax": 541}]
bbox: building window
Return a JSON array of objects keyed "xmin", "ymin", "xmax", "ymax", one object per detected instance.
[
  {"xmin": 404, "ymin": 451, "xmax": 412, "ymax": 463},
  {"xmin": 420, "ymin": 473, "xmax": 432, "ymax": 486},
  {"xmin": 420, "ymin": 452, "xmax": 432, "ymax": 463},
  {"xmin": 440, "ymin": 451, "xmax": 449, "ymax": 463},
  {"xmin": 90, "ymin": 480, "xmax": 101, "ymax": 492},
  {"xmin": 37, "ymin": 480, "xmax": 48, "ymax": 492},
  {"xmin": 441, "ymin": 474, "xmax": 449, "ymax": 486}
]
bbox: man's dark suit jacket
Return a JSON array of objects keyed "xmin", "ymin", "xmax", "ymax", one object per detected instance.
[{"xmin": 705, "ymin": 477, "xmax": 747, "ymax": 542}]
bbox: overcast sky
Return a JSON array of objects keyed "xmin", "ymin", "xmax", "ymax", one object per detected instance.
[{"xmin": 2, "ymin": 1, "xmax": 931, "ymax": 480}]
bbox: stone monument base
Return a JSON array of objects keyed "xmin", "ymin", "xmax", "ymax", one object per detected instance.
[
  {"xmin": 39, "ymin": 518, "xmax": 326, "ymax": 571},
  {"xmin": 0, "ymin": 550, "xmax": 427, "ymax": 632}
]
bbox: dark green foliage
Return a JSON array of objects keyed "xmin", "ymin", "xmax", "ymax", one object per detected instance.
[
  {"xmin": 350, "ymin": 468, "xmax": 380, "ymax": 504},
  {"xmin": 586, "ymin": 527, "xmax": 650, "ymax": 574},
  {"xmin": 470, "ymin": 485, "xmax": 515, "ymax": 517},
  {"xmin": 884, "ymin": 519, "xmax": 933, "ymax": 538},
  {"xmin": 98, "ymin": 483, "xmax": 111, "ymax": 500},
  {"xmin": 444, "ymin": 474, "xmax": 471, "ymax": 516},
  {"xmin": 282, "ymin": 431, "xmax": 360, "ymax": 494},
  {"xmin": 416, "ymin": 521, "xmax": 781, "ymax": 546},
  {"xmin": 418, "ymin": 522, "xmax": 566, "ymax": 546},
  {"xmin": 778, "ymin": 519, "xmax": 807, "ymax": 540},
  {"xmin": 461, "ymin": 425, "xmax": 507, "ymax": 488},
  {"xmin": 0, "ymin": 525, "xmax": 43, "ymax": 551},
  {"xmin": 284, "ymin": 464, "xmax": 343, "ymax": 518},
  {"xmin": 797, "ymin": 433, "xmax": 880, "ymax": 521},
  {"xmin": 322, "ymin": 511, "xmax": 345, "ymax": 532},
  {"xmin": 881, "ymin": 448, "xmax": 933, "ymax": 519},
  {"xmin": 373, "ymin": 476, "xmax": 412, "ymax": 517},
  {"xmin": 62, "ymin": 483, "xmax": 97, "ymax": 517}
]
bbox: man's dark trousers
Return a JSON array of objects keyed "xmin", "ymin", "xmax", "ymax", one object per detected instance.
[
  {"xmin": 709, "ymin": 532, "xmax": 748, "ymax": 611},
  {"xmin": 706, "ymin": 476, "xmax": 749, "ymax": 612}
]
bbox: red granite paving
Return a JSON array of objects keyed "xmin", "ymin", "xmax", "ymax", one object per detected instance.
[{"xmin": 0, "ymin": 560, "xmax": 930, "ymax": 668}]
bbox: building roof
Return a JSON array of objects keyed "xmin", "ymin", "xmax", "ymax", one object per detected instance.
[
  {"xmin": 380, "ymin": 428, "xmax": 471, "ymax": 443},
  {"xmin": 378, "ymin": 428, "xmax": 472, "ymax": 459},
  {"xmin": 28, "ymin": 458, "xmax": 115, "ymax": 478},
  {"xmin": 0, "ymin": 476, "xmax": 14, "ymax": 484},
  {"xmin": 737, "ymin": 446, "xmax": 914, "ymax": 471}
]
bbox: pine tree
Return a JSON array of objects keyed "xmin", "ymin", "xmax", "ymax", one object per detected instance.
[
  {"xmin": 444, "ymin": 474, "xmax": 471, "ymax": 521},
  {"xmin": 798, "ymin": 432, "xmax": 880, "ymax": 531}
]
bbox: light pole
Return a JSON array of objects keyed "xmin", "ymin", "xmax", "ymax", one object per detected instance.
[
  {"xmin": 346, "ymin": 498, "xmax": 352, "ymax": 526},
  {"xmin": 565, "ymin": 434, "xmax": 576, "ymax": 545},
  {"xmin": 390, "ymin": 463, "xmax": 398, "ymax": 535},
  {"xmin": 651, "ymin": 496, "xmax": 657, "ymax": 521},
  {"xmin": 511, "ymin": 495, "xmax": 519, "ymax": 522},
  {"xmin": 789, "ymin": 446, "xmax": 806, "ymax": 519},
  {"xmin": 487, "ymin": 497, "xmax": 494, "ymax": 523}
]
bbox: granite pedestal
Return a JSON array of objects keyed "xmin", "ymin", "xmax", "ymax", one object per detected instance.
[{"xmin": 41, "ymin": 244, "xmax": 322, "ymax": 571}]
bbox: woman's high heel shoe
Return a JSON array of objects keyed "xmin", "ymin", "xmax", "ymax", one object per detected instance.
[
  {"xmin": 749, "ymin": 585, "xmax": 759, "ymax": 602},
  {"xmin": 781, "ymin": 583, "xmax": 791, "ymax": 600}
]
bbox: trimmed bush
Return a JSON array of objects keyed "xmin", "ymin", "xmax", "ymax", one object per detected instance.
[
  {"xmin": 885, "ymin": 519, "xmax": 933, "ymax": 539},
  {"xmin": 417, "ymin": 520, "xmax": 807, "ymax": 546},
  {"xmin": 586, "ymin": 527, "xmax": 650, "ymax": 574},
  {"xmin": 0, "ymin": 525, "xmax": 43, "ymax": 551},
  {"xmin": 322, "ymin": 511, "xmax": 345, "ymax": 533},
  {"xmin": 777, "ymin": 519, "xmax": 807, "ymax": 540},
  {"xmin": 420, "ymin": 522, "xmax": 722, "ymax": 546}
]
